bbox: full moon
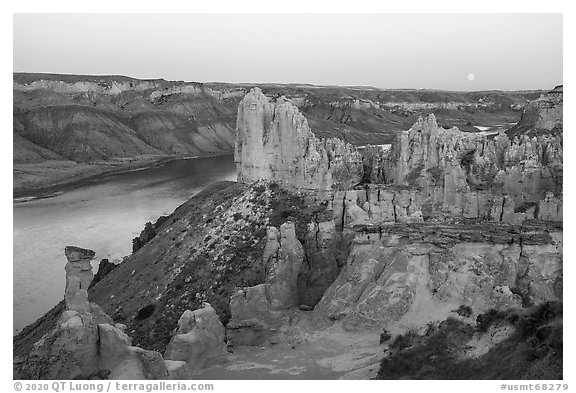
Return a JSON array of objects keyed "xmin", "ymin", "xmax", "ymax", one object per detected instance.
[{"xmin": 467, "ymin": 73, "xmax": 475, "ymax": 81}]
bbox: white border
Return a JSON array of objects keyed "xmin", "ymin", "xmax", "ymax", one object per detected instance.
[{"xmin": 2, "ymin": 2, "xmax": 572, "ymax": 391}]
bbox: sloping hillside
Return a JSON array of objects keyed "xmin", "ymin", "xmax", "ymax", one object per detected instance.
[{"xmin": 376, "ymin": 302, "xmax": 563, "ymax": 379}]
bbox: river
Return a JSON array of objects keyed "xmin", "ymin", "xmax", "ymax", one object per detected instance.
[{"xmin": 13, "ymin": 155, "xmax": 236, "ymax": 335}]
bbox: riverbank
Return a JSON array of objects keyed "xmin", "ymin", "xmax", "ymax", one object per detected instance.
[{"xmin": 13, "ymin": 152, "xmax": 233, "ymax": 200}]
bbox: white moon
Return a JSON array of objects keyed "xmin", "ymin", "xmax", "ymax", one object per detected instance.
[{"xmin": 467, "ymin": 73, "xmax": 475, "ymax": 81}]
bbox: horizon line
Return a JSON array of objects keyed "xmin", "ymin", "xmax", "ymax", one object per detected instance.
[{"xmin": 13, "ymin": 71, "xmax": 561, "ymax": 93}]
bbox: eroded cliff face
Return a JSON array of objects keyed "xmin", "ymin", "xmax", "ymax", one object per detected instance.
[
  {"xmin": 235, "ymin": 88, "xmax": 363, "ymax": 190},
  {"xmin": 315, "ymin": 223, "xmax": 562, "ymax": 333},
  {"xmin": 408, "ymin": 115, "xmax": 560, "ymax": 196},
  {"xmin": 13, "ymin": 75, "xmax": 239, "ymax": 167},
  {"xmin": 508, "ymin": 86, "xmax": 563, "ymax": 138},
  {"xmin": 363, "ymin": 114, "xmax": 562, "ymax": 224}
]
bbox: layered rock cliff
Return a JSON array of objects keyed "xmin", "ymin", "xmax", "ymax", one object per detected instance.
[
  {"xmin": 508, "ymin": 86, "xmax": 563, "ymax": 138},
  {"xmin": 315, "ymin": 222, "xmax": 562, "ymax": 332},
  {"xmin": 13, "ymin": 75, "xmax": 240, "ymax": 163}
]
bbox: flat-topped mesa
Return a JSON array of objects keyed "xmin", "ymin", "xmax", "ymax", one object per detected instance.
[
  {"xmin": 234, "ymin": 87, "xmax": 363, "ymax": 190},
  {"xmin": 64, "ymin": 246, "xmax": 95, "ymax": 312}
]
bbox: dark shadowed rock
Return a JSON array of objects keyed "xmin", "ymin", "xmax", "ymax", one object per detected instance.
[{"xmin": 89, "ymin": 259, "xmax": 117, "ymax": 289}]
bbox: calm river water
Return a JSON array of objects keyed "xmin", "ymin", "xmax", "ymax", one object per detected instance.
[{"xmin": 13, "ymin": 155, "xmax": 235, "ymax": 334}]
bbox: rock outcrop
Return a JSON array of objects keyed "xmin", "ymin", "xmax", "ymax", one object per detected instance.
[
  {"xmin": 226, "ymin": 222, "xmax": 307, "ymax": 346},
  {"xmin": 97, "ymin": 323, "xmax": 168, "ymax": 379},
  {"xmin": 355, "ymin": 114, "xmax": 563, "ymax": 225},
  {"xmin": 330, "ymin": 183, "xmax": 561, "ymax": 228},
  {"xmin": 227, "ymin": 284, "xmax": 283, "ymax": 347},
  {"xmin": 230, "ymin": 88, "xmax": 563, "ymax": 342},
  {"xmin": 164, "ymin": 303, "xmax": 226, "ymax": 369},
  {"xmin": 383, "ymin": 114, "xmax": 562, "ymax": 200},
  {"xmin": 64, "ymin": 246, "xmax": 95, "ymax": 312},
  {"xmin": 298, "ymin": 217, "xmax": 347, "ymax": 306},
  {"xmin": 315, "ymin": 223, "xmax": 562, "ymax": 333},
  {"xmin": 15, "ymin": 247, "xmax": 221, "ymax": 380},
  {"xmin": 508, "ymin": 86, "xmax": 563, "ymax": 138},
  {"xmin": 18, "ymin": 307, "xmax": 111, "ymax": 379},
  {"xmin": 234, "ymin": 87, "xmax": 562, "ymax": 226},
  {"xmin": 89, "ymin": 258, "xmax": 117, "ymax": 289},
  {"xmin": 263, "ymin": 222, "xmax": 305, "ymax": 310},
  {"xmin": 235, "ymin": 88, "xmax": 363, "ymax": 190}
]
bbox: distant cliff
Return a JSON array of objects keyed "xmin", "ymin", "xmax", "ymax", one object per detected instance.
[
  {"xmin": 507, "ymin": 85, "xmax": 563, "ymax": 138},
  {"xmin": 13, "ymin": 75, "xmax": 237, "ymax": 164},
  {"xmin": 14, "ymin": 73, "xmax": 543, "ymax": 166}
]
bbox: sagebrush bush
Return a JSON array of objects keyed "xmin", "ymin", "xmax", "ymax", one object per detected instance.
[{"xmin": 476, "ymin": 308, "xmax": 508, "ymax": 332}]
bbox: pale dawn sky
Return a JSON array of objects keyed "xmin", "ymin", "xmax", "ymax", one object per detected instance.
[{"xmin": 13, "ymin": 13, "xmax": 563, "ymax": 91}]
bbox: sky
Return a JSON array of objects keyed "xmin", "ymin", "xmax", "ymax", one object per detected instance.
[{"xmin": 13, "ymin": 13, "xmax": 563, "ymax": 91}]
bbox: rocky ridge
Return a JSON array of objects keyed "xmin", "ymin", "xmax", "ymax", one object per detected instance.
[{"xmin": 361, "ymin": 114, "xmax": 563, "ymax": 225}]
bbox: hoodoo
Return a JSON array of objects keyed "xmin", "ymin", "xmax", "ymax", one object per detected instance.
[{"xmin": 64, "ymin": 246, "xmax": 96, "ymax": 312}]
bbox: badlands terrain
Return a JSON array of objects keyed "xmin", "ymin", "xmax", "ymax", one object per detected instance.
[
  {"xmin": 14, "ymin": 73, "xmax": 543, "ymax": 197},
  {"xmin": 13, "ymin": 79, "xmax": 562, "ymax": 380}
]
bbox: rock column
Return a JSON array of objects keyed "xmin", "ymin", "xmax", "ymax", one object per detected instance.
[
  {"xmin": 64, "ymin": 246, "xmax": 95, "ymax": 312},
  {"xmin": 264, "ymin": 222, "xmax": 305, "ymax": 310}
]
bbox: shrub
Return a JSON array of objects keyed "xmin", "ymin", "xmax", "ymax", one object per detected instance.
[
  {"xmin": 380, "ymin": 329, "xmax": 392, "ymax": 344},
  {"xmin": 515, "ymin": 301, "xmax": 562, "ymax": 339},
  {"xmin": 455, "ymin": 305, "xmax": 473, "ymax": 318},
  {"xmin": 135, "ymin": 304, "xmax": 156, "ymax": 321},
  {"xmin": 476, "ymin": 309, "xmax": 508, "ymax": 332},
  {"xmin": 390, "ymin": 330, "xmax": 418, "ymax": 351},
  {"xmin": 253, "ymin": 184, "xmax": 266, "ymax": 194}
]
